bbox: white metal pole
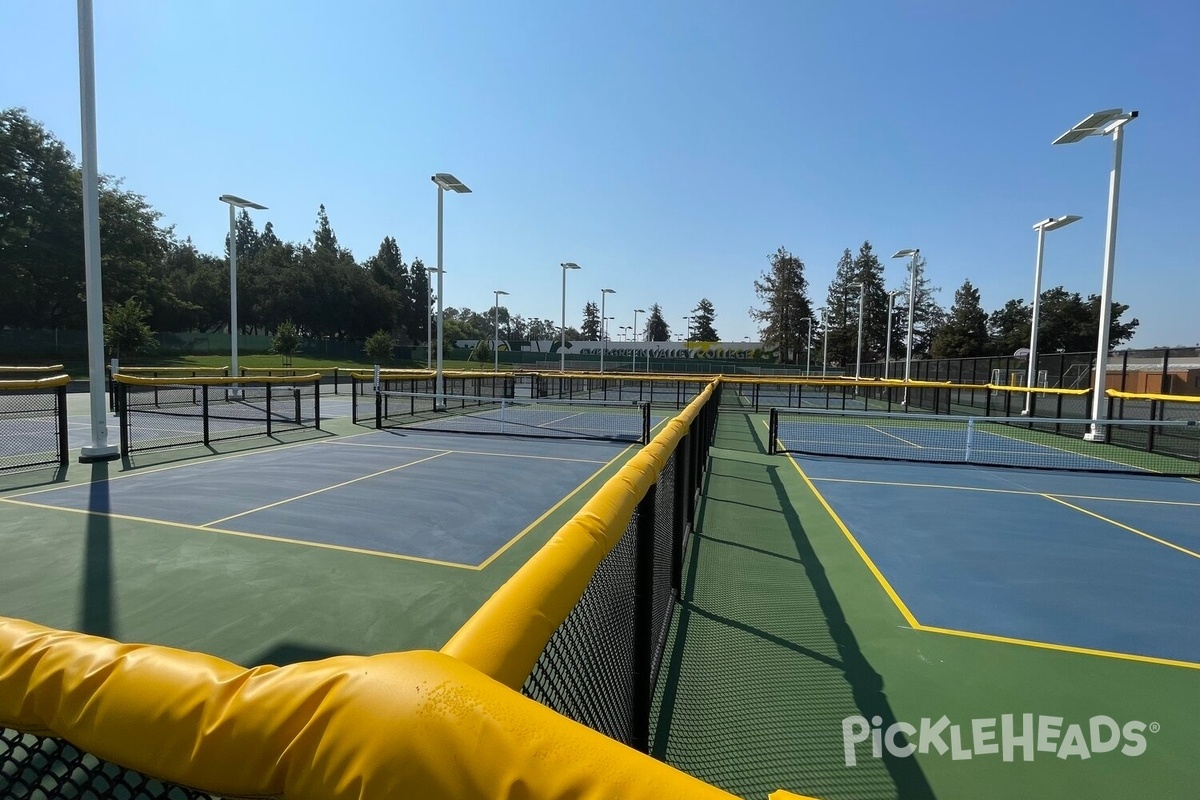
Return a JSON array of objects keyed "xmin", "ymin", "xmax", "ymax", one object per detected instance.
[
  {"xmin": 560, "ymin": 267, "xmax": 568, "ymax": 372},
  {"xmin": 632, "ymin": 309, "xmax": 641, "ymax": 372},
  {"xmin": 1025, "ymin": 224, "xmax": 1047, "ymax": 416},
  {"xmin": 1086, "ymin": 126, "xmax": 1125, "ymax": 439},
  {"xmin": 885, "ymin": 293, "xmax": 895, "ymax": 377},
  {"xmin": 803, "ymin": 318, "xmax": 812, "ymax": 376},
  {"xmin": 494, "ymin": 296, "xmax": 500, "ymax": 373},
  {"xmin": 435, "ymin": 185, "xmax": 445, "ymax": 410},
  {"xmin": 821, "ymin": 312, "xmax": 829, "ymax": 378},
  {"xmin": 426, "ymin": 271, "xmax": 434, "ymax": 369},
  {"xmin": 76, "ymin": 0, "xmax": 117, "ymax": 462},
  {"xmin": 228, "ymin": 202, "xmax": 239, "ymax": 391},
  {"xmin": 904, "ymin": 252, "xmax": 918, "ymax": 404},
  {"xmin": 855, "ymin": 285, "xmax": 864, "ymax": 381},
  {"xmin": 599, "ymin": 291, "xmax": 607, "ymax": 373}
]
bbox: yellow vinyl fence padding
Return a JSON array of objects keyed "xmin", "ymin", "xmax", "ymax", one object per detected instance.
[
  {"xmin": 114, "ymin": 372, "xmax": 321, "ymax": 387},
  {"xmin": 1107, "ymin": 388, "xmax": 1200, "ymax": 404},
  {"xmin": 0, "ymin": 373, "xmax": 71, "ymax": 391},
  {"xmin": 0, "ymin": 617, "xmax": 744, "ymax": 800},
  {"xmin": 441, "ymin": 382, "xmax": 715, "ymax": 689}
]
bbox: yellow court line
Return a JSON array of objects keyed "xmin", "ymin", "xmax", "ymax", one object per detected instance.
[
  {"xmin": 914, "ymin": 624, "xmax": 1200, "ymax": 671},
  {"xmin": 0, "ymin": 497, "xmax": 477, "ymax": 570},
  {"xmin": 769, "ymin": 422, "xmax": 919, "ymax": 628},
  {"xmin": 867, "ymin": 424, "xmax": 923, "ymax": 448},
  {"xmin": 474, "ymin": 439, "xmax": 642, "ymax": 571},
  {"xmin": 1041, "ymin": 495, "xmax": 1200, "ymax": 559},
  {"xmin": 201, "ymin": 451, "xmax": 452, "ymax": 527},
  {"xmin": 319, "ymin": 439, "xmax": 609, "ymax": 464},
  {"xmin": 810, "ymin": 477, "xmax": 1200, "ymax": 507}
]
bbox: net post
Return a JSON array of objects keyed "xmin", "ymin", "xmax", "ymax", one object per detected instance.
[
  {"xmin": 108, "ymin": 357, "xmax": 118, "ymax": 412},
  {"xmin": 293, "ymin": 387, "xmax": 301, "ymax": 425},
  {"xmin": 201, "ymin": 385, "xmax": 210, "ymax": 445},
  {"xmin": 641, "ymin": 402, "xmax": 651, "ymax": 444},
  {"xmin": 57, "ymin": 381, "xmax": 69, "ymax": 466},
  {"xmin": 375, "ymin": 386, "xmax": 383, "ymax": 430},
  {"xmin": 351, "ymin": 374, "xmax": 358, "ymax": 424},
  {"xmin": 118, "ymin": 380, "xmax": 129, "ymax": 455},
  {"xmin": 313, "ymin": 379, "xmax": 321, "ymax": 430},
  {"xmin": 632, "ymin": 483, "xmax": 658, "ymax": 754},
  {"xmin": 965, "ymin": 418, "xmax": 974, "ymax": 463},
  {"xmin": 265, "ymin": 381, "xmax": 273, "ymax": 437}
]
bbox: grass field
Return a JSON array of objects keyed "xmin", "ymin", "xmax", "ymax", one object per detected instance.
[{"xmin": 3, "ymin": 353, "xmax": 508, "ymax": 377}]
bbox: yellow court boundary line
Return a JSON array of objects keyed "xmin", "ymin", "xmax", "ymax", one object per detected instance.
[
  {"xmin": 767, "ymin": 420, "xmax": 1200, "ymax": 670},
  {"xmin": 0, "ymin": 496, "xmax": 477, "ymax": 570},
  {"xmin": 202, "ymin": 452, "xmax": 452, "ymax": 527},
  {"xmin": 1041, "ymin": 495, "xmax": 1200, "ymax": 559},
  {"xmin": 474, "ymin": 438, "xmax": 643, "ymax": 571}
]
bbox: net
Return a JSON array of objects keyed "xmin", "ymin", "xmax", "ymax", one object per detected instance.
[
  {"xmin": 376, "ymin": 390, "xmax": 652, "ymax": 444},
  {"xmin": 117, "ymin": 376, "xmax": 321, "ymax": 455},
  {"xmin": 0, "ymin": 375, "xmax": 69, "ymax": 473},
  {"xmin": 768, "ymin": 407, "xmax": 1200, "ymax": 476}
]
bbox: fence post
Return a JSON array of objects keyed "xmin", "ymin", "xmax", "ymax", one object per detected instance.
[
  {"xmin": 57, "ymin": 383, "xmax": 68, "ymax": 466},
  {"xmin": 202, "ymin": 386, "xmax": 210, "ymax": 446},
  {"xmin": 1161, "ymin": 348, "xmax": 1172, "ymax": 395},
  {"xmin": 118, "ymin": 381, "xmax": 129, "ymax": 455}
]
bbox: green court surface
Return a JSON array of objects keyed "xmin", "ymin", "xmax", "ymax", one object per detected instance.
[{"xmin": 651, "ymin": 411, "xmax": 1199, "ymax": 800}]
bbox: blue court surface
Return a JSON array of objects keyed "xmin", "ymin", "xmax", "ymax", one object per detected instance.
[
  {"xmin": 789, "ymin": 455, "xmax": 1200, "ymax": 665},
  {"xmin": 5, "ymin": 429, "xmax": 629, "ymax": 567}
]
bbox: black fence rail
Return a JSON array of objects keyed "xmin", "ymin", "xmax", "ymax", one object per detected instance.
[
  {"xmin": 116, "ymin": 374, "xmax": 321, "ymax": 455},
  {"xmin": 521, "ymin": 383, "xmax": 719, "ymax": 751},
  {"xmin": 0, "ymin": 374, "xmax": 69, "ymax": 473}
]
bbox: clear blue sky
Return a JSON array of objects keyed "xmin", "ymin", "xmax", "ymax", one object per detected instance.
[{"xmin": 3, "ymin": 0, "xmax": 1197, "ymax": 347}]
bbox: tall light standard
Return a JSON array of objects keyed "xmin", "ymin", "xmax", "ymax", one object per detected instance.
[
  {"xmin": 884, "ymin": 290, "xmax": 902, "ymax": 378},
  {"xmin": 599, "ymin": 288, "xmax": 616, "ymax": 372},
  {"xmin": 426, "ymin": 265, "xmax": 437, "ymax": 369},
  {"xmin": 632, "ymin": 307, "xmax": 646, "ymax": 372},
  {"xmin": 560, "ymin": 262, "xmax": 580, "ymax": 371},
  {"xmin": 892, "ymin": 248, "xmax": 920, "ymax": 404},
  {"xmin": 799, "ymin": 317, "xmax": 813, "ymax": 375},
  {"xmin": 76, "ymin": 0, "xmax": 118, "ymax": 462},
  {"xmin": 219, "ymin": 194, "xmax": 267, "ymax": 395},
  {"xmin": 817, "ymin": 307, "xmax": 829, "ymax": 377},
  {"xmin": 682, "ymin": 316, "xmax": 691, "ymax": 341},
  {"xmin": 431, "ymin": 173, "xmax": 471, "ymax": 410},
  {"xmin": 1053, "ymin": 108, "xmax": 1138, "ymax": 439},
  {"xmin": 847, "ymin": 283, "xmax": 865, "ymax": 382},
  {"xmin": 492, "ymin": 289, "xmax": 509, "ymax": 373},
  {"xmin": 1024, "ymin": 215, "xmax": 1082, "ymax": 415}
]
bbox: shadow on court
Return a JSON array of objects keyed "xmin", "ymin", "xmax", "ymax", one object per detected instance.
[
  {"xmin": 651, "ymin": 412, "xmax": 933, "ymax": 799},
  {"xmin": 80, "ymin": 462, "xmax": 115, "ymax": 639}
]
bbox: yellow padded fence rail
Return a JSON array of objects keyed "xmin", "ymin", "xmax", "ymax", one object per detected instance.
[
  {"xmin": 1107, "ymin": 388, "xmax": 1200, "ymax": 404},
  {"xmin": 0, "ymin": 617, "xmax": 745, "ymax": 800},
  {"xmin": 114, "ymin": 372, "xmax": 321, "ymax": 387},
  {"xmin": 0, "ymin": 374, "xmax": 71, "ymax": 391},
  {"xmin": 441, "ymin": 381, "xmax": 716, "ymax": 688},
  {"xmin": 0, "ymin": 364, "xmax": 65, "ymax": 373},
  {"xmin": 113, "ymin": 365, "xmax": 229, "ymax": 373}
]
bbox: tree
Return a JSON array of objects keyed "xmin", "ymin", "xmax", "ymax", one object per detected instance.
[
  {"xmin": 894, "ymin": 254, "xmax": 943, "ymax": 360},
  {"xmin": 270, "ymin": 319, "xmax": 301, "ymax": 364},
  {"xmin": 645, "ymin": 303, "xmax": 670, "ymax": 341},
  {"xmin": 363, "ymin": 329, "xmax": 394, "ymax": 363},
  {"xmin": 988, "ymin": 299, "xmax": 1032, "ymax": 356},
  {"xmin": 104, "ymin": 298, "xmax": 157, "ymax": 359},
  {"xmin": 931, "ymin": 280, "xmax": 990, "ymax": 358},
  {"xmin": 689, "ymin": 298, "xmax": 719, "ymax": 341},
  {"xmin": 752, "ymin": 246, "xmax": 812, "ymax": 364},
  {"xmin": 580, "ymin": 301, "xmax": 601, "ymax": 341},
  {"xmin": 823, "ymin": 248, "xmax": 858, "ymax": 369},
  {"xmin": 469, "ymin": 338, "xmax": 492, "ymax": 362},
  {"xmin": 409, "ymin": 258, "xmax": 430, "ymax": 344}
]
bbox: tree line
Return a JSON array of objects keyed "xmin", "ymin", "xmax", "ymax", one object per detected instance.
[
  {"xmin": 752, "ymin": 242, "xmax": 1139, "ymax": 367},
  {"xmin": 2, "ymin": 108, "xmax": 726, "ymax": 354}
]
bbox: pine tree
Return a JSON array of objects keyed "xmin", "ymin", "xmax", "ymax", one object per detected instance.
[
  {"xmin": 689, "ymin": 298, "xmax": 719, "ymax": 341},
  {"xmin": 893, "ymin": 254, "xmax": 942, "ymax": 360},
  {"xmin": 645, "ymin": 304, "xmax": 670, "ymax": 341},
  {"xmin": 931, "ymin": 280, "xmax": 990, "ymax": 357},
  {"xmin": 751, "ymin": 247, "xmax": 812, "ymax": 364},
  {"xmin": 580, "ymin": 301, "xmax": 601, "ymax": 340},
  {"xmin": 824, "ymin": 248, "xmax": 858, "ymax": 369},
  {"xmin": 410, "ymin": 258, "xmax": 430, "ymax": 343},
  {"xmin": 989, "ymin": 299, "xmax": 1031, "ymax": 356}
]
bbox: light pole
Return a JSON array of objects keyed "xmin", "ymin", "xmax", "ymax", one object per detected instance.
[
  {"xmin": 892, "ymin": 248, "xmax": 920, "ymax": 403},
  {"xmin": 847, "ymin": 283, "xmax": 865, "ymax": 382},
  {"xmin": 1024, "ymin": 216, "xmax": 1082, "ymax": 415},
  {"xmin": 426, "ymin": 265, "xmax": 437, "ymax": 369},
  {"xmin": 431, "ymin": 173, "xmax": 471, "ymax": 409},
  {"xmin": 682, "ymin": 316, "xmax": 691, "ymax": 342},
  {"xmin": 1054, "ymin": 108, "xmax": 1138, "ymax": 439},
  {"xmin": 632, "ymin": 308, "xmax": 645, "ymax": 372},
  {"xmin": 884, "ymin": 290, "xmax": 902, "ymax": 378},
  {"xmin": 560, "ymin": 262, "xmax": 580, "ymax": 371},
  {"xmin": 817, "ymin": 307, "xmax": 829, "ymax": 377},
  {"xmin": 600, "ymin": 288, "xmax": 616, "ymax": 372},
  {"xmin": 493, "ymin": 289, "xmax": 509, "ymax": 373},
  {"xmin": 799, "ymin": 317, "xmax": 812, "ymax": 375},
  {"xmin": 76, "ymin": 0, "xmax": 118, "ymax": 462},
  {"xmin": 219, "ymin": 194, "xmax": 267, "ymax": 396}
]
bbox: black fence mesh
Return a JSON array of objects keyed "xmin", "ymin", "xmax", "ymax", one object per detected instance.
[
  {"xmin": 118, "ymin": 380, "xmax": 320, "ymax": 455},
  {"xmin": 521, "ymin": 385, "xmax": 718, "ymax": 752},
  {"xmin": 0, "ymin": 728, "xmax": 223, "ymax": 800},
  {"xmin": 0, "ymin": 381, "xmax": 67, "ymax": 473}
]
